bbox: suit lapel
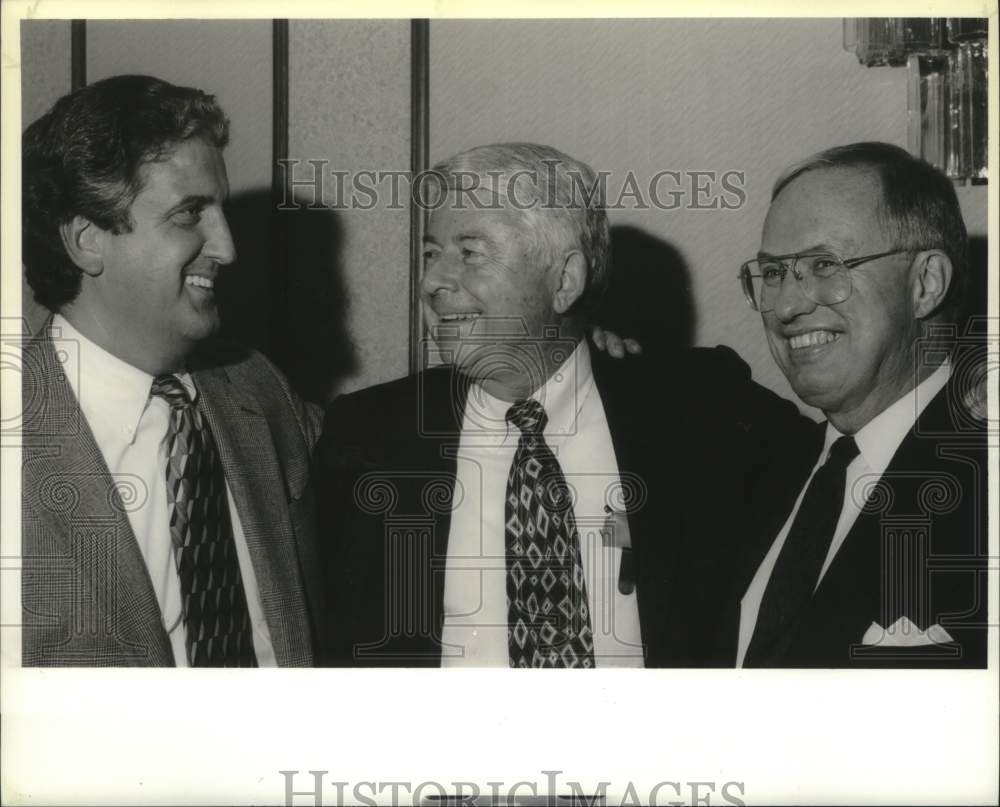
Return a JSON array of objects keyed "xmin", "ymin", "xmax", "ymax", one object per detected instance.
[
  {"xmin": 790, "ymin": 379, "xmax": 979, "ymax": 663},
  {"xmin": 23, "ymin": 332, "xmax": 173, "ymax": 665},
  {"xmin": 193, "ymin": 363, "xmax": 313, "ymax": 666},
  {"xmin": 411, "ymin": 368, "xmax": 467, "ymax": 661},
  {"xmin": 588, "ymin": 351, "xmax": 676, "ymax": 662},
  {"xmin": 419, "ymin": 367, "xmax": 469, "ymax": 564},
  {"xmin": 588, "ymin": 351, "xmax": 667, "ymax": 543},
  {"xmin": 340, "ymin": 367, "xmax": 467, "ymax": 665},
  {"xmin": 719, "ymin": 419, "xmax": 823, "ymax": 665},
  {"xmin": 739, "ymin": 421, "xmax": 825, "ymax": 597}
]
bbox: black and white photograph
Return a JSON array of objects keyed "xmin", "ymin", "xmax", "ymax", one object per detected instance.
[{"xmin": 2, "ymin": 2, "xmax": 997, "ymax": 804}]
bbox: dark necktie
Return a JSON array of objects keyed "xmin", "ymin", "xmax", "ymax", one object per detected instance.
[
  {"xmin": 151, "ymin": 375, "xmax": 258, "ymax": 667},
  {"xmin": 744, "ymin": 434, "xmax": 859, "ymax": 666},
  {"xmin": 505, "ymin": 399, "xmax": 595, "ymax": 668}
]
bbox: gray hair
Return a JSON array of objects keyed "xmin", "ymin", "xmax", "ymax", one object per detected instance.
[{"xmin": 429, "ymin": 142, "xmax": 611, "ymax": 317}]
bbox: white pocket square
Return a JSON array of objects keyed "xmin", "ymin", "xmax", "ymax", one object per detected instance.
[{"xmin": 861, "ymin": 617, "xmax": 954, "ymax": 647}]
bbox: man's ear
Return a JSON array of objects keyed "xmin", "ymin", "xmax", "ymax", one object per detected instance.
[
  {"xmin": 911, "ymin": 250, "xmax": 953, "ymax": 319},
  {"xmin": 58, "ymin": 216, "xmax": 105, "ymax": 277},
  {"xmin": 551, "ymin": 251, "xmax": 588, "ymax": 315}
]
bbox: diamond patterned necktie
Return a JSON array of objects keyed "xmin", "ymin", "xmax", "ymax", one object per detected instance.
[
  {"xmin": 744, "ymin": 434, "xmax": 860, "ymax": 666},
  {"xmin": 505, "ymin": 399, "xmax": 595, "ymax": 668},
  {"xmin": 151, "ymin": 375, "xmax": 257, "ymax": 667}
]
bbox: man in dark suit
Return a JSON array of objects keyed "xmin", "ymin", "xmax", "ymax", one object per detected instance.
[
  {"xmin": 733, "ymin": 142, "xmax": 989, "ymax": 668},
  {"xmin": 20, "ymin": 75, "xmax": 323, "ymax": 666},
  {"xmin": 316, "ymin": 142, "xmax": 807, "ymax": 667}
]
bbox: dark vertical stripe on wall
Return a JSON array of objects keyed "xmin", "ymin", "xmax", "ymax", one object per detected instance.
[
  {"xmin": 70, "ymin": 20, "xmax": 86, "ymax": 89},
  {"xmin": 409, "ymin": 19, "xmax": 430, "ymax": 375},
  {"xmin": 270, "ymin": 19, "xmax": 290, "ymax": 357}
]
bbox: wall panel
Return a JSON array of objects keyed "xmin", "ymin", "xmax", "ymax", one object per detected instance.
[{"xmin": 288, "ymin": 20, "xmax": 412, "ymax": 399}]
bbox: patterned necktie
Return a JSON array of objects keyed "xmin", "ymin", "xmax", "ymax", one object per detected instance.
[
  {"xmin": 505, "ymin": 399, "xmax": 595, "ymax": 668},
  {"xmin": 745, "ymin": 434, "xmax": 860, "ymax": 666},
  {"xmin": 151, "ymin": 375, "xmax": 258, "ymax": 667}
]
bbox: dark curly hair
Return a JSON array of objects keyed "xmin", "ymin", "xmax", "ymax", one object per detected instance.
[{"xmin": 22, "ymin": 74, "xmax": 230, "ymax": 311}]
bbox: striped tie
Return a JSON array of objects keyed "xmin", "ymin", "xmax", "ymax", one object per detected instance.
[{"xmin": 151, "ymin": 375, "xmax": 257, "ymax": 667}]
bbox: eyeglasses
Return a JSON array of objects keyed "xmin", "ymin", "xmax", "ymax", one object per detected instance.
[{"xmin": 739, "ymin": 249, "xmax": 909, "ymax": 313}]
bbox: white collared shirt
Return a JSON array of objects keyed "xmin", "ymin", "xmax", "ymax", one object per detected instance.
[
  {"xmin": 737, "ymin": 362, "xmax": 952, "ymax": 666},
  {"xmin": 441, "ymin": 340, "xmax": 644, "ymax": 667},
  {"xmin": 51, "ymin": 315, "xmax": 277, "ymax": 666}
]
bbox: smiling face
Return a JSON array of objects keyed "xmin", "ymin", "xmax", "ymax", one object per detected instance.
[
  {"xmin": 421, "ymin": 192, "xmax": 570, "ymax": 398},
  {"xmin": 72, "ymin": 137, "xmax": 235, "ymax": 374},
  {"xmin": 761, "ymin": 166, "xmax": 922, "ymax": 432}
]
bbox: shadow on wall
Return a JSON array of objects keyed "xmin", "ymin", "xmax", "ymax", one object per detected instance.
[
  {"xmin": 595, "ymin": 224, "xmax": 695, "ymax": 355},
  {"xmin": 219, "ymin": 191, "xmax": 356, "ymax": 406}
]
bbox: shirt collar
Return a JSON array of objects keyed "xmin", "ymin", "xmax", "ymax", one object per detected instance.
[
  {"xmin": 469, "ymin": 338, "xmax": 593, "ymax": 443},
  {"xmin": 52, "ymin": 314, "xmax": 197, "ymax": 449},
  {"xmin": 823, "ymin": 361, "xmax": 951, "ymax": 475}
]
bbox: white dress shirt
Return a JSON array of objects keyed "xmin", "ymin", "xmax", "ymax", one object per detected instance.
[
  {"xmin": 52, "ymin": 315, "xmax": 277, "ymax": 666},
  {"xmin": 737, "ymin": 362, "xmax": 951, "ymax": 666},
  {"xmin": 440, "ymin": 340, "xmax": 644, "ymax": 667}
]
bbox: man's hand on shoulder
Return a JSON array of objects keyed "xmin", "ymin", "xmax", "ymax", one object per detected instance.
[{"xmin": 590, "ymin": 326, "xmax": 643, "ymax": 359}]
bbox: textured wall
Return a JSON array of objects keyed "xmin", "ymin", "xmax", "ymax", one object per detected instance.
[
  {"xmin": 87, "ymin": 21, "xmax": 272, "ymax": 201},
  {"xmin": 20, "ymin": 21, "xmax": 70, "ymax": 130},
  {"xmin": 289, "ymin": 20, "xmax": 411, "ymax": 398},
  {"xmin": 429, "ymin": 18, "xmax": 988, "ymax": 416},
  {"xmin": 17, "ymin": 19, "xmax": 988, "ymax": 403}
]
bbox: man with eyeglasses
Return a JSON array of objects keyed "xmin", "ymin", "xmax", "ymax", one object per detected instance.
[{"xmin": 731, "ymin": 142, "xmax": 987, "ymax": 668}]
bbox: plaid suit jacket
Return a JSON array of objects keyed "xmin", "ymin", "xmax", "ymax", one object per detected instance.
[{"xmin": 20, "ymin": 323, "xmax": 324, "ymax": 666}]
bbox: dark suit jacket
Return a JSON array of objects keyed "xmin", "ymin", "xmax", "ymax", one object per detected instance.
[
  {"xmin": 21, "ymin": 326, "xmax": 325, "ymax": 666},
  {"xmin": 725, "ymin": 374, "xmax": 989, "ymax": 668},
  {"xmin": 315, "ymin": 344, "xmax": 811, "ymax": 667}
]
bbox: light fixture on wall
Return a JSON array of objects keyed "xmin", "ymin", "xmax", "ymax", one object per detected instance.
[{"xmin": 843, "ymin": 18, "xmax": 988, "ymax": 183}]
